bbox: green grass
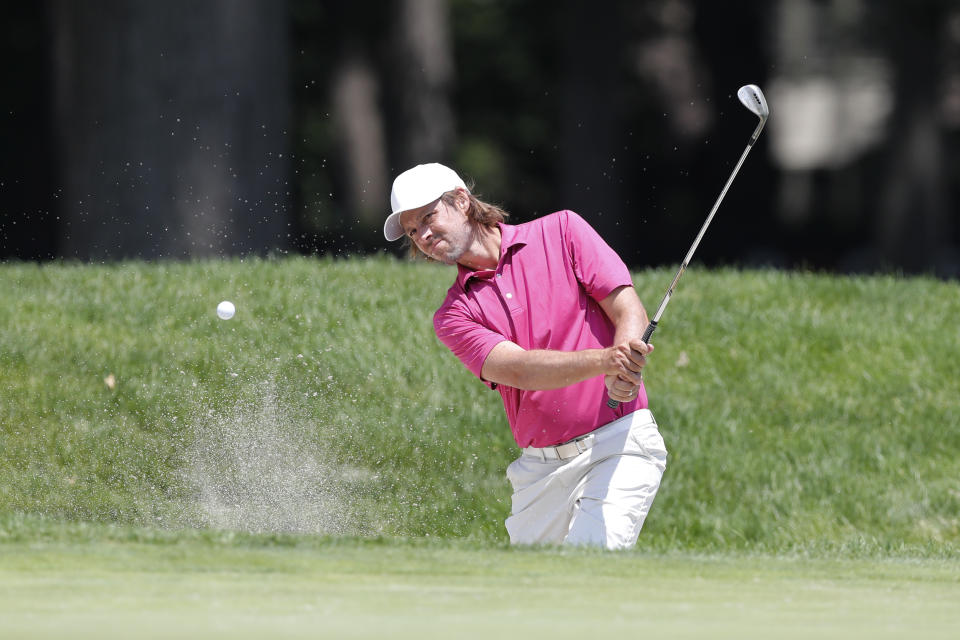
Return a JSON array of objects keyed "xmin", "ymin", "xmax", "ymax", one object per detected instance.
[
  {"xmin": 2, "ymin": 519, "xmax": 959, "ymax": 639},
  {"xmin": 3, "ymin": 257, "xmax": 959, "ymax": 635},
  {"xmin": 2, "ymin": 257, "xmax": 959, "ymax": 552}
]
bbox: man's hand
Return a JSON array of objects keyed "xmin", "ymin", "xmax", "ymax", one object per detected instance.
[
  {"xmin": 597, "ymin": 286, "xmax": 653, "ymax": 403},
  {"xmin": 603, "ymin": 340, "xmax": 654, "ymax": 403}
]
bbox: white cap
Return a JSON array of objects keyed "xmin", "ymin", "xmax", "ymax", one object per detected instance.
[{"xmin": 384, "ymin": 163, "xmax": 467, "ymax": 241}]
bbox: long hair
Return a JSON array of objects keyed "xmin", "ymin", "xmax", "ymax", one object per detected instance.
[{"xmin": 405, "ymin": 188, "xmax": 510, "ymax": 260}]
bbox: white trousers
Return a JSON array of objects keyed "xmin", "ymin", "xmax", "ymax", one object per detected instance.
[{"xmin": 504, "ymin": 409, "xmax": 667, "ymax": 550}]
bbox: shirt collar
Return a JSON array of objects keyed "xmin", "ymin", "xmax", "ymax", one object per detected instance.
[{"xmin": 456, "ymin": 222, "xmax": 528, "ymax": 290}]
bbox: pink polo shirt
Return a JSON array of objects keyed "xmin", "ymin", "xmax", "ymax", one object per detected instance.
[{"xmin": 433, "ymin": 210, "xmax": 647, "ymax": 448}]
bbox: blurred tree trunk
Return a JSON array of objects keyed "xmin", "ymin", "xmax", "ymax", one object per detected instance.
[
  {"xmin": 324, "ymin": 0, "xmax": 452, "ymax": 249},
  {"xmin": 50, "ymin": 0, "xmax": 290, "ymax": 260},
  {"xmin": 331, "ymin": 50, "xmax": 389, "ymax": 237},
  {"xmin": 877, "ymin": 3, "xmax": 952, "ymax": 273},
  {"xmin": 389, "ymin": 0, "xmax": 455, "ymax": 169},
  {"xmin": 0, "ymin": 3, "xmax": 57, "ymax": 260},
  {"xmin": 558, "ymin": 2, "xmax": 624, "ymax": 246}
]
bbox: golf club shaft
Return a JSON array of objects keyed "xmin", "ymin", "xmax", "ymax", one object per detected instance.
[
  {"xmin": 607, "ymin": 121, "xmax": 765, "ymax": 409},
  {"xmin": 651, "ymin": 133, "xmax": 760, "ymax": 327}
]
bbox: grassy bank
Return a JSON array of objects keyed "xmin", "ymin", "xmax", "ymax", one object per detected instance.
[{"xmin": 1, "ymin": 257, "xmax": 958, "ymax": 553}]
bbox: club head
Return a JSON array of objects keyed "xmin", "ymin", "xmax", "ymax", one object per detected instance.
[{"xmin": 737, "ymin": 84, "xmax": 769, "ymax": 121}]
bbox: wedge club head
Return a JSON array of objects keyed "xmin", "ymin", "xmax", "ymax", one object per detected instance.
[
  {"xmin": 737, "ymin": 84, "xmax": 768, "ymax": 143},
  {"xmin": 737, "ymin": 84, "xmax": 769, "ymax": 119}
]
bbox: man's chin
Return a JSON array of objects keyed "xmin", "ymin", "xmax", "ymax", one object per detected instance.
[{"xmin": 433, "ymin": 247, "xmax": 463, "ymax": 265}]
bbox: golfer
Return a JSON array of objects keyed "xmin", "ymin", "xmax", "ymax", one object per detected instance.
[{"xmin": 385, "ymin": 163, "xmax": 667, "ymax": 549}]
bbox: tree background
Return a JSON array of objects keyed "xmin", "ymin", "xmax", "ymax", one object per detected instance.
[{"xmin": 2, "ymin": 0, "xmax": 959, "ymax": 276}]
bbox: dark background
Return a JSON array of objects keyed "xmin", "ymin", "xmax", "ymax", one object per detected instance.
[{"xmin": 2, "ymin": 0, "xmax": 959, "ymax": 276}]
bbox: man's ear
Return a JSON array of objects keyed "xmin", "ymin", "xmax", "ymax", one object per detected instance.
[{"xmin": 454, "ymin": 187, "xmax": 470, "ymax": 212}]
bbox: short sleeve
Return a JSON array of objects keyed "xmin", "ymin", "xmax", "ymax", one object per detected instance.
[
  {"xmin": 433, "ymin": 297, "xmax": 507, "ymax": 389},
  {"xmin": 562, "ymin": 211, "xmax": 633, "ymax": 301}
]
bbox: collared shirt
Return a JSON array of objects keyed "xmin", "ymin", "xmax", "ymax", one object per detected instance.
[{"xmin": 433, "ymin": 210, "xmax": 647, "ymax": 448}]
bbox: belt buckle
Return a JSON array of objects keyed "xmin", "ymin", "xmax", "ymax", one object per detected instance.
[
  {"xmin": 558, "ymin": 434, "xmax": 593, "ymax": 459},
  {"xmin": 575, "ymin": 433, "xmax": 594, "ymax": 454}
]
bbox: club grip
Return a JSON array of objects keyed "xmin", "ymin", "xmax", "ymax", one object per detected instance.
[
  {"xmin": 641, "ymin": 319, "xmax": 658, "ymax": 343},
  {"xmin": 606, "ymin": 320, "xmax": 658, "ymax": 409}
]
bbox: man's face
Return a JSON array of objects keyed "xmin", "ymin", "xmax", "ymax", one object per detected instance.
[{"xmin": 398, "ymin": 193, "xmax": 472, "ymax": 265}]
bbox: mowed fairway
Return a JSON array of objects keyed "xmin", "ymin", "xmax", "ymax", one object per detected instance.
[{"xmin": 1, "ymin": 534, "xmax": 958, "ymax": 639}]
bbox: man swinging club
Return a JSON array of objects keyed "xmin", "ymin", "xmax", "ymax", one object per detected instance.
[{"xmin": 384, "ymin": 163, "xmax": 666, "ymax": 549}]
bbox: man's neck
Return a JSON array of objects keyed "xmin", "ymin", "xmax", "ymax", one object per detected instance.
[{"xmin": 458, "ymin": 224, "xmax": 502, "ymax": 272}]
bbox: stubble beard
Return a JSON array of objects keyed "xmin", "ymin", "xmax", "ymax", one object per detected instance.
[
  {"xmin": 439, "ymin": 242, "xmax": 466, "ymax": 265},
  {"xmin": 431, "ymin": 228, "xmax": 472, "ymax": 266}
]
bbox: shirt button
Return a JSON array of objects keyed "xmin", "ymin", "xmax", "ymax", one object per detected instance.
[{"xmin": 505, "ymin": 293, "xmax": 513, "ymax": 299}]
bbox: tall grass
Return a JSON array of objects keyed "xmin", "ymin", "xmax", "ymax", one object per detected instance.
[{"xmin": 1, "ymin": 257, "xmax": 958, "ymax": 553}]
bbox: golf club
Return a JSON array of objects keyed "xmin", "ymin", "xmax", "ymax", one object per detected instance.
[{"xmin": 608, "ymin": 84, "xmax": 769, "ymax": 408}]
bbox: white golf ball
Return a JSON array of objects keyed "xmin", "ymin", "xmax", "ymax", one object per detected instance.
[{"xmin": 216, "ymin": 300, "xmax": 236, "ymax": 320}]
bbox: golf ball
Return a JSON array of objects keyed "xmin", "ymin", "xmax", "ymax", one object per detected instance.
[{"xmin": 216, "ymin": 300, "xmax": 236, "ymax": 320}]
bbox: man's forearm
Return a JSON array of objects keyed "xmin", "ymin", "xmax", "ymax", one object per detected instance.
[
  {"xmin": 598, "ymin": 285, "xmax": 652, "ymax": 400},
  {"xmin": 601, "ymin": 285, "xmax": 649, "ymax": 344},
  {"xmin": 480, "ymin": 342, "xmax": 608, "ymax": 390}
]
